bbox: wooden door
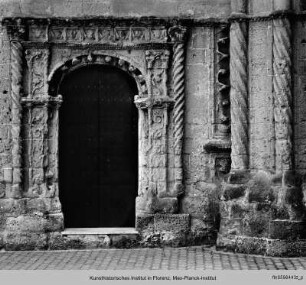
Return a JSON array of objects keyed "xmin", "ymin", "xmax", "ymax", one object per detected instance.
[{"xmin": 59, "ymin": 65, "xmax": 138, "ymax": 228}]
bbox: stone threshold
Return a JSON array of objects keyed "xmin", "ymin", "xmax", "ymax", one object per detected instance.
[{"xmin": 62, "ymin": 228, "xmax": 139, "ymax": 235}]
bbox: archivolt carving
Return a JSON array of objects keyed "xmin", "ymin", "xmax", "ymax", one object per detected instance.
[{"xmin": 48, "ymin": 53, "xmax": 148, "ymax": 97}]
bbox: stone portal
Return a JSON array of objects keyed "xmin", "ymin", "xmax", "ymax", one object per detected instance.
[{"xmin": 59, "ymin": 65, "xmax": 138, "ymax": 228}]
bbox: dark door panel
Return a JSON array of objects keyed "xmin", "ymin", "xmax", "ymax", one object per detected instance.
[{"xmin": 59, "ymin": 65, "xmax": 138, "ymax": 228}]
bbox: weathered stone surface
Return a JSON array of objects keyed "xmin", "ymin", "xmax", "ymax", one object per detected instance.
[
  {"xmin": 219, "ymin": 217, "xmax": 242, "ymax": 236},
  {"xmin": 266, "ymin": 239, "xmax": 306, "ymax": 257},
  {"xmin": 48, "ymin": 233, "xmax": 86, "ymax": 250},
  {"xmin": 222, "ymin": 184, "xmax": 246, "ymax": 200},
  {"xmin": 3, "ymin": 232, "xmax": 48, "ymax": 251},
  {"xmin": 136, "ymin": 196, "xmax": 178, "ymax": 214},
  {"xmin": 227, "ymin": 170, "xmax": 251, "ymax": 184},
  {"xmin": 242, "ymin": 211, "xmax": 270, "ymax": 238},
  {"xmin": 269, "ymin": 220, "xmax": 306, "ymax": 240},
  {"xmin": 0, "ymin": 0, "xmax": 231, "ymax": 19},
  {"xmin": 234, "ymin": 236, "xmax": 267, "ymax": 255},
  {"xmin": 154, "ymin": 214, "xmax": 189, "ymax": 246},
  {"xmin": 136, "ymin": 214, "xmax": 154, "ymax": 232},
  {"xmin": 0, "ymin": 198, "xmax": 26, "ymax": 216},
  {"xmin": 217, "ymin": 234, "xmax": 306, "ymax": 257},
  {"xmin": 5, "ymin": 215, "xmax": 48, "ymax": 233},
  {"xmin": 181, "ymin": 195, "xmax": 209, "ymax": 219},
  {"xmin": 186, "ymin": 218, "xmax": 217, "ymax": 245},
  {"xmin": 248, "ymin": 172, "xmax": 274, "ymax": 203},
  {"xmin": 45, "ymin": 213, "xmax": 64, "ymax": 232}
]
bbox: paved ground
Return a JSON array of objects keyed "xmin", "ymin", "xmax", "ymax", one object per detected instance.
[{"xmin": 0, "ymin": 246, "xmax": 306, "ymax": 270}]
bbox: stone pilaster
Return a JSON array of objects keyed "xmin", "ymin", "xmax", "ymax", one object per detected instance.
[
  {"xmin": 135, "ymin": 49, "xmax": 178, "ymax": 214},
  {"xmin": 230, "ymin": 0, "xmax": 249, "ymax": 170}
]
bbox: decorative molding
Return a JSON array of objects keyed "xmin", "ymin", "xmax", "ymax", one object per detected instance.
[
  {"xmin": 21, "ymin": 95, "xmax": 63, "ymax": 108},
  {"xmin": 230, "ymin": 20, "xmax": 248, "ymax": 170},
  {"xmin": 214, "ymin": 25, "xmax": 230, "ymax": 138},
  {"xmin": 134, "ymin": 95, "xmax": 174, "ymax": 109},
  {"xmin": 170, "ymin": 26, "xmax": 187, "ymax": 196},
  {"xmin": 273, "ymin": 17, "xmax": 293, "ymax": 170},
  {"xmin": 203, "ymin": 139, "xmax": 231, "ymax": 153}
]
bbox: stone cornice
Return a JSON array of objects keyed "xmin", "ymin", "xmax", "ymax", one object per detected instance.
[
  {"xmin": 4, "ymin": 12, "xmax": 306, "ymax": 29},
  {"xmin": 229, "ymin": 10, "xmax": 296, "ymax": 22}
]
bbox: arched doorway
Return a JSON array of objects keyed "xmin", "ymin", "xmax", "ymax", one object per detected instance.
[{"xmin": 58, "ymin": 64, "xmax": 138, "ymax": 228}]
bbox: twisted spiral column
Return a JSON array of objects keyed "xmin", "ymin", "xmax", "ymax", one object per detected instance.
[
  {"xmin": 272, "ymin": 17, "xmax": 292, "ymax": 171},
  {"xmin": 230, "ymin": 21, "xmax": 249, "ymax": 170},
  {"xmin": 172, "ymin": 41, "xmax": 186, "ymax": 188},
  {"xmin": 10, "ymin": 40, "xmax": 23, "ymax": 194}
]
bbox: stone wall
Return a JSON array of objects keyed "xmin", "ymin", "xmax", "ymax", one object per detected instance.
[
  {"xmin": 0, "ymin": 0, "xmax": 305, "ymax": 255},
  {"xmin": 0, "ymin": 0, "xmax": 231, "ymax": 19},
  {"xmin": 216, "ymin": 0, "xmax": 306, "ymax": 257}
]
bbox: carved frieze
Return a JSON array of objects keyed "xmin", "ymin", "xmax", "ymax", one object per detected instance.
[
  {"xmin": 28, "ymin": 25, "xmax": 168, "ymax": 45},
  {"xmin": 29, "ymin": 25, "xmax": 48, "ymax": 42}
]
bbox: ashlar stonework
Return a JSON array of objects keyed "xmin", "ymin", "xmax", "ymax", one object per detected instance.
[{"xmin": 0, "ymin": 0, "xmax": 305, "ymax": 256}]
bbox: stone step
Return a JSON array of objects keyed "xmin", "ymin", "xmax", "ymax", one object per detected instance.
[
  {"xmin": 62, "ymin": 227, "xmax": 139, "ymax": 235},
  {"xmin": 59, "ymin": 228, "xmax": 140, "ymax": 249}
]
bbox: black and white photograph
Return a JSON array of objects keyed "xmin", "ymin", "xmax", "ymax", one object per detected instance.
[{"xmin": 0, "ymin": 0, "xmax": 305, "ymax": 284}]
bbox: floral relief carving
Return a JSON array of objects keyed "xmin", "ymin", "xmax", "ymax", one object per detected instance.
[{"xmin": 25, "ymin": 49, "xmax": 49, "ymax": 97}]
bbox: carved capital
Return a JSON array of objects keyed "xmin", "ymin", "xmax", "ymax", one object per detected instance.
[
  {"xmin": 134, "ymin": 95, "xmax": 174, "ymax": 109},
  {"xmin": 168, "ymin": 26, "xmax": 187, "ymax": 43},
  {"xmin": 145, "ymin": 50, "xmax": 170, "ymax": 69}
]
